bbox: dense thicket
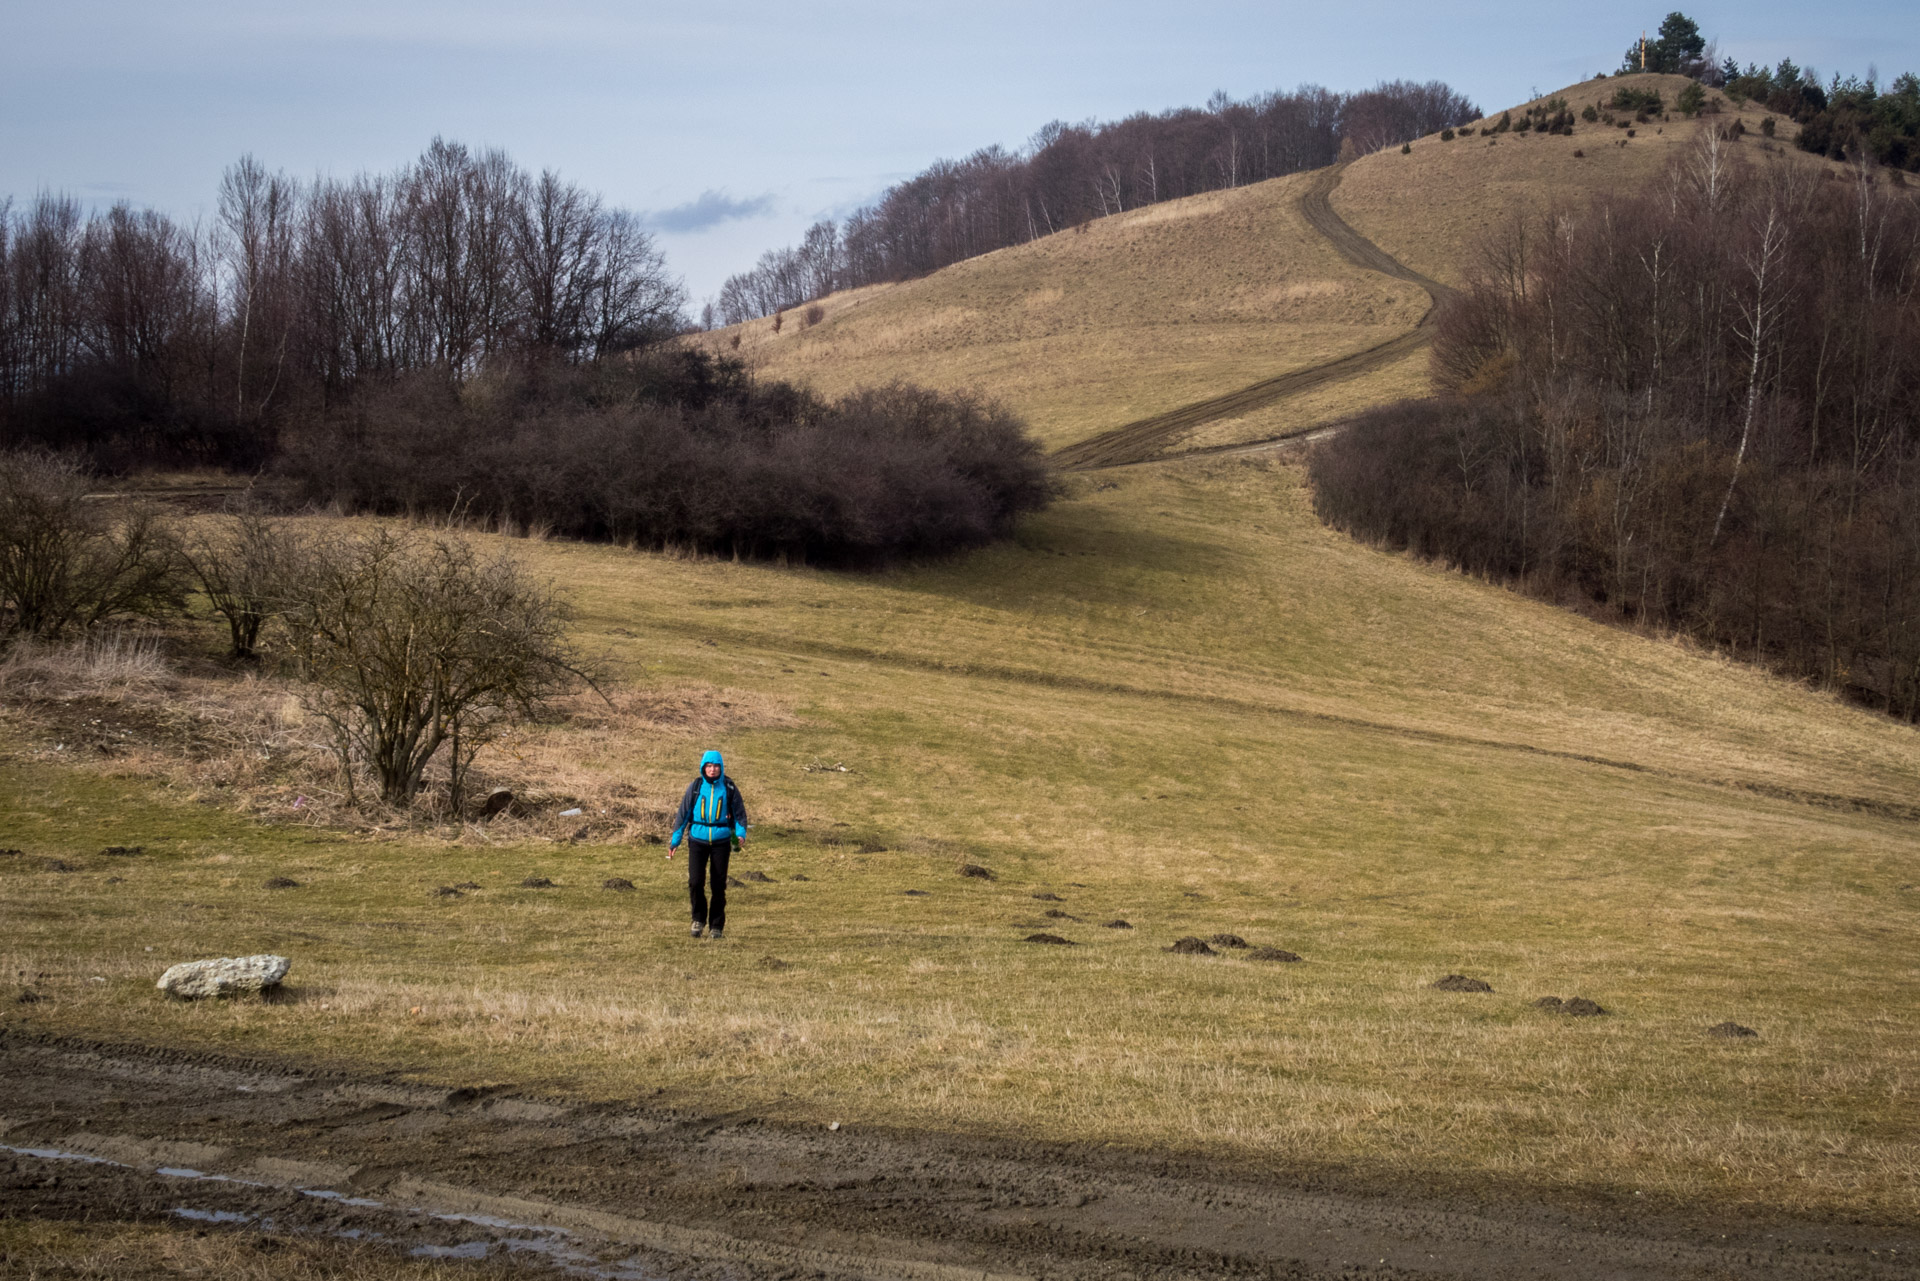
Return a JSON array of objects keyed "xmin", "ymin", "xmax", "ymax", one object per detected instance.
[
  {"xmin": 1310, "ymin": 136, "xmax": 1920, "ymax": 718},
  {"xmin": 1716, "ymin": 59, "xmax": 1920, "ymax": 170},
  {"xmin": 0, "ymin": 140, "xmax": 684, "ymax": 470},
  {"xmin": 712, "ymin": 80, "xmax": 1478, "ymax": 324},
  {"xmin": 280, "ymin": 351, "xmax": 1054, "ymax": 566}
]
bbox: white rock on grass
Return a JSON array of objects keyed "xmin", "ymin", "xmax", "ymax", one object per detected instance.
[{"xmin": 156, "ymin": 954, "xmax": 291, "ymax": 998}]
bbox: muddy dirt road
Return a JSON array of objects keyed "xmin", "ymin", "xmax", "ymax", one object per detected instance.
[
  {"xmin": 2, "ymin": 1032, "xmax": 1911, "ymax": 1280},
  {"xmin": 1052, "ymin": 166, "xmax": 1454, "ymax": 473}
]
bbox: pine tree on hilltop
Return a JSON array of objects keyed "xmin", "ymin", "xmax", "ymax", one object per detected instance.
[{"xmin": 1621, "ymin": 11, "xmax": 1706, "ymax": 75}]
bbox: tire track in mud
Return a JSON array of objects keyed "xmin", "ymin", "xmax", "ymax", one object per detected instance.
[
  {"xmin": 1052, "ymin": 164, "xmax": 1454, "ymax": 472},
  {"xmin": 0, "ymin": 1034, "xmax": 1911, "ymax": 1281}
]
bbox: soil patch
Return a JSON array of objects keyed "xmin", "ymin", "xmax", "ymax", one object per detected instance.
[
  {"xmin": 431, "ymin": 886, "xmax": 465, "ymax": 898},
  {"xmin": 520, "ymin": 877, "xmax": 556, "ymax": 889},
  {"xmin": 902, "ymin": 889, "xmax": 929, "ymax": 896},
  {"xmin": 1022, "ymin": 933, "xmax": 1075, "ymax": 945},
  {"xmin": 1563, "ymin": 997, "xmax": 1607, "ymax": 1017},
  {"xmin": 0, "ymin": 848, "xmax": 23, "ymax": 857},
  {"xmin": 1709, "ymin": 1021, "xmax": 1759, "ymax": 1038},
  {"xmin": 857, "ymin": 840, "xmax": 889, "ymax": 853},
  {"xmin": 959, "ymin": 863, "xmax": 995, "ymax": 880},
  {"xmin": 1031, "ymin": 892, "xmax": 1064, "ymax": 902},
  {"xmin": 726, "ymin": 875, "xmax": 746, "ymax": 887},
  {"xmin": 1043, "ymin": 909, "xmax": 1082, "ymax": 921},
  {"xmin": 41, "ymin": 859, "xmax": 77, "ymax": 872},
  {"xmin": 602, "ymin": 878, "xmax": 636, "ymax": 892},
  {"xmin": 1248, "ymin": 946, "xmax": 1302, "ymax": 962},
  {"xmin": 262, "ymin": 876, "xmax": 300, "ymax": 889},
  {"xmin": 100, "ymin": 845, "xmax": 144, "ymax": 857},
  {"xmin": 756, "ymin": 956, "xmax": 791, "ymax": 970},
  {"xmin": 1533, "ymin": 996, "xmax": 1565, "ymax": 1010},
  {"xmin": 451, "ymin": 881, "xmax": 481, "ymax": 890},
  {"xmin": 1431, "ymin": 974, "xmax": 1493, "ymax": 992},
  {"xmin": 1209, "ymin": 933, "xmax": 1250, "ymax": 949},
  {"xmin": 0, "ymin": 1033, "xmax": 1901, "ymax": 1281},
  {"xmin": 1167, "ymin": 937, "xmax": 1215, "ymax": 955},
  {"xmin": 1104, "ymin": 919, "xmax": 1133, "ymax": 929},
  {"xmin": 788, "ymin": 874, "xmax": 810, "ymax": 881},
  {"xmin": 741, "ymin": 871, "xmax": 776, "ymax": 882}
]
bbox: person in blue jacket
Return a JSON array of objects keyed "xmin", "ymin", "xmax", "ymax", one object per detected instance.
[{"xmin": 668, "ymin": 749, "xmax": 748, "ymax": 939}]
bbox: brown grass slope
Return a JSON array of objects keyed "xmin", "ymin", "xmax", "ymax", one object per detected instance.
[
  {"xmin": 703, "ymin": 75, "xmax": 1829, "ymax": 458},
  {"xmin": 1332, "ymin": 74, "xmax": 1825, "ymax": 288},
  {"xmin": 700, "ymin": 169, "xmax": 1429, "ymax": 451}
]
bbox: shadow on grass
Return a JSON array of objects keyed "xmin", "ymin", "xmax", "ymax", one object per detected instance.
[{"xmin": 886, "ymin": 497, "xmax": 1242, "ymax": 612}]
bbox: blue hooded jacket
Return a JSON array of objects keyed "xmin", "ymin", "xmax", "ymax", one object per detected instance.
[{"xmin": 670, "ymin": 749, "xmax": 747, "ymax": 848}]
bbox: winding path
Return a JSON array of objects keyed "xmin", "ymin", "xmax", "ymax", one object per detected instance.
[{"xmin": 1052, "ymin": 164, "xmax": 1453, "ymax": 471}]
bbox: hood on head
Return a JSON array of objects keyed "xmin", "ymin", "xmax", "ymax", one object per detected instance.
[{"xmin": 700, "ymin": 749, "xmax": 724, "ymax": 777}]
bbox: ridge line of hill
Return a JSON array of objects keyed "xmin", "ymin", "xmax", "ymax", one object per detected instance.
[
  {"xmin": 637, "ymin": 614, "xmax": 1920, "ymax": 824},
  {"xmin": 1051, "ymin": 164, "xmax": 1453, "ymax": 471}
]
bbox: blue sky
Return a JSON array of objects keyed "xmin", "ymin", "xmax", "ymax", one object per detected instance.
[{"xmin": 4, "ymin": 1, "xmax": 1913, "ymax": 306}]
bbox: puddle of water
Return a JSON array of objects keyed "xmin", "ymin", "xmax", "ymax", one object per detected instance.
[
  {"xmin": 1, "ymin": 1143, "xmax": 129, "ymax": 1167},
  {"xmin": 423, "ymin": 1214, "xmax": 664, "ymax": 1280},
  {"xmin": 159, "ymin": 1165, "xmax": 270, "ymax": 1188},
  {"xmin": 304, "ymin": 1188, "xmax": 386, "ymax": 1208},
  {"xmin": 172, "ymin": 1207, "xmax": 253, "ymax": 1224},
  {"xmin": 9, "ymin": 1142, "xmax": 666, "ymax": 1279},
  {"xmin": 434, "ymin": 1209, "xmax": 555, "ymax": 1233}
]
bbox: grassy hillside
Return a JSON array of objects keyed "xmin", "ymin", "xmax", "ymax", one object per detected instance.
[
  {"xmin": 8, "ymin": 75, "xmax": 1916, "ymax": 1226},
  {"xmin": 6, "ymin": 464, "xmax": 1919, "ymax": 1220},
  {"xmin": 702, "ymin": 75, "xmax": 1819, "ymax": 455},
  {"xmin": 698, "ymin": 171, "xmax": 1430, "ymax": 452},
  {"xmin": 1332, "ymin": 73, "xmax": 1822, "ymax": 287}
]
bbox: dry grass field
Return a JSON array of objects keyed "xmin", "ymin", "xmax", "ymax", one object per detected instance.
[
  {"xmin": 701, "ymin": 74, "xmax": 1834, "ymax": 461},
  {"xmin": 1332, "ymin": 74, "xmax": 1823, "ymax": 287},
  {"xmin": 695, "ymin": 172, "xmax": 1429, "ymax": 452},
  {"xmin": 5, "ymin": 462, "xmax": 1920, "ymax": 1223}
]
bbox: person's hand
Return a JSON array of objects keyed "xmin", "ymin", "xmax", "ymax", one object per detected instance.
[{"xmin": 667, "ymin": 846, "xmax": 677, "ymax": 859}]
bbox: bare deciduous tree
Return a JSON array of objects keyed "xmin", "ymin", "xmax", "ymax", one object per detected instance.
[
  {"xmin": 279, "ymin": 528, "xmax": 587, "ymax": 809},
  {"xmin": 178, "ymin": 503, "xmax": 304, "ymax": 658},
  {"xmin": 0, "ymin": 451, "xmax": 182, "ymax": 640}
]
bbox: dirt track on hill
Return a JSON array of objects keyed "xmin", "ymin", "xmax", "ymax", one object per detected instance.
[
  {"xmin": 2, "ymin": 1032, "xmax": 1912, "ymax": 1280},
  {"xmin": 1053, "ymin": 166, "xmax": 1453, "ymax": 472}
]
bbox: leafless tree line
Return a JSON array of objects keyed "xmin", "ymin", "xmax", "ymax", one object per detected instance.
[
  {"xmin": 0, "ymin": 139, "xmax": 685, "ymax": 469},
  {"xmin": 1311, "ymin": 135, "xmax": 1920, "ymax": 718},
  {"xmin": 711, "ymin": 80, "xmax": 1478, "ymax": 325}
]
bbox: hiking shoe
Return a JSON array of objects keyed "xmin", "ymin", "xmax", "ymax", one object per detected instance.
[
  {"xmin": 707, "ymin": 929, "xmax": 724, "ymax": 941},
  {"xmin": 689, "ymin": 923, "xmax": 704, "ymax": 938}
]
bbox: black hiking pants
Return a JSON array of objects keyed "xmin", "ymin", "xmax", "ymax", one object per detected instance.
[{"xmin": 688, "ymin": 839, "xmax": 731, "ymax": 931}]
